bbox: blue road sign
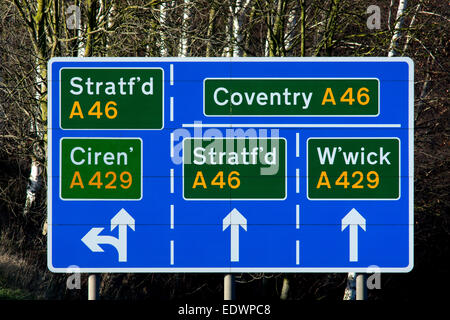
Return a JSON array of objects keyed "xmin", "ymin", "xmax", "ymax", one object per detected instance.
[{"xmin": 48, "ymin": 58, "xmax": 414, "ymax": 273}]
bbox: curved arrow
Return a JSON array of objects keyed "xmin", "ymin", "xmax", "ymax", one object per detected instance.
[
  {"xmin": 81, "ymin": 227, "xmax": 120, "ymax": 252},
  {"xmin": 81, "ymin": 208, "xmax": 135, "ymax": 262}
]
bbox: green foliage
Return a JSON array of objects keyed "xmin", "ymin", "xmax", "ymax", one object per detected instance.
[{"xmin": 0, "ymin": 278, "xmax": 33, "ymax": 300}]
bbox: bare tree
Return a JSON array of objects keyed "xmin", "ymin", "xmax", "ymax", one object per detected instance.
[
  {"xmin": 388, "ymin": 0, "xmax": 408, "ymax": 57},
  {"xmin": 223, "ymin": 0, "xmax": 252, "ymax": 57},
  {"xmin": 9, "ymin": 0, "xmax": 52, "ymax": 217}
]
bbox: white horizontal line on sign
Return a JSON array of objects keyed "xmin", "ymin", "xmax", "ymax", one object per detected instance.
[{"xmin": 182, "ymin": 123, "xmax": 401, "ymax": 128}]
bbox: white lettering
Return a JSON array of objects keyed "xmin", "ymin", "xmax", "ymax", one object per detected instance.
[
  {"xmin": 141, "ymin": 77, "xmax": 154, "ymax": 95},
  {"xmin": 317, "ymin": 147, "xmax": 337, "ymax": 165},
  {"xmin": 69, "ymin": 77, "xmax": 83, "ymax": 95},
  {"xmin": 213, "ymin": 87, "xmax": 229, "ymax": 106},
  {"xmin": 193, "ymin": 147, "xmax": 206, "ymax": 165},
  {"xmin": 70, "ymin": 147, "xmax": 85, "ymax": 165}
]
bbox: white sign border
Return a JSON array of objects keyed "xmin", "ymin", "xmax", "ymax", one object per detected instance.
[
  {"xmin": 203, "ymin": 77, "xmax": 380, "ymax": 117},
  {"xmin": 47, "ymin": 57, "xmax": 414, "ymax": 273}
]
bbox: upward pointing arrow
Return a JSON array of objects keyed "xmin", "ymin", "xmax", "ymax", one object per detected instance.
[
  {"xmin": 110, "ymin": 208, "xmax": 135, "ymax": 262},
  {"xmin": 223, "ymin": 208, "xmax": 247, "ymax": 262},
  {"xmin": 341, "ymin": 208, "xmax": 366, "ymax": 262},
  {"xmin": 111, "ymin": 208, "xmax": 135, "ymax": 232}
]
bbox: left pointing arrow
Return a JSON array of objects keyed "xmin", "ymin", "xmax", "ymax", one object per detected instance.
[{"xmin": 81, "ymin": 228, "xmax": 120, "ymax": 253}]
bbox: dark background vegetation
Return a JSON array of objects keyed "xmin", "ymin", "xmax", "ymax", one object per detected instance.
[{"xmin": 0, "ymin": 0, "xmax": 448, "ymax": 301}]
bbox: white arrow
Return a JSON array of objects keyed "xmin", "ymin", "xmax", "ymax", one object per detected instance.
[
  {"xmin": 341, "ymin": 208, "xmax": 366, "ymax": 262},
  {"xmin": 110, "ymin": 208, "xmax": 135, "ymax": 262},
  {"xmin": 223, "ymin": 208, "xmax": 247, "ymax": 262},
  {"xmin": 81, "ymin": 227, "xmax": 120, "ymax": 252},
  {"xmin": 81, "ymin": 208, "xmax": 135, "ymax": 262}
]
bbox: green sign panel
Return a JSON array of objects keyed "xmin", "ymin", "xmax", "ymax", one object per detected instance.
[
  {"xmin": 60, "ymin": 138, "xmax": 142, "ymax": 200},
  {"xmin": 307, "ymin": 138, "xmax": 400, "ymax": 200},
  {"xmin": 60, "ymin": 68, "xmax": 164, "ymax": 129},
  {"xmin": 204, "ymin": 78, "xmax": 379, "ymax": 116},
  {"xmin": 183, "ymin": 138, "xmax": 286, "ymax": 200}
]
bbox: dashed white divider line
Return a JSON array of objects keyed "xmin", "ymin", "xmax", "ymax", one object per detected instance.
[
  {"xmin": 296, "ymin": 205, "xmax": 300, "ymax": 229},
  {"xmin": 296, "ymin": 240, "xmax": 300, "ymax": 265},
  {"xmin": 296, "ymin": 133, "xmax": 300, "ymax": 157},
  {"xmin": 170, "ymin": 97, "xmax": 174, "ymax": 121},
  {"xmin": 296, "ymin": 169, "xmax": 300, "ymax": 194},
  {"xmin": 170, "ymin": 240, "xmax": 174, "ymax": 265},
  {"xmin": 170, "ymin": 132, "xmax": 174, "ymax": 158},
  {"xmin": 168, "ymin": 84, "xmax": 175, "ymax": 265},
  {"xmin": 170, "ymin": 169, "xmax": 174, "ymax": 194}
]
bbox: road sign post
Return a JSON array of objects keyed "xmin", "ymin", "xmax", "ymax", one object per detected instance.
[
  {"xmin": 224, "ymin": 274, "xmax": 235, "ymax": 300},
  {"xmin": 48, "ymin": 57, "xmax": 413, "ymax": 274},
  {"xmin": 356, "ymin": 273, "xmax": 368, "ymax": 300},
  {"xmin": 88, "ymin": 274, "xmax": 99, "ymax": 300}
]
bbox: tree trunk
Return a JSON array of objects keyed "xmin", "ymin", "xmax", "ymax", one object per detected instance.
[
  {"xmin": 84, "ymin": 0, "xmax": 98, "ymax": 57},
  {"xmin": 179, "ymin": 0, "xmax": 191, "ymax": 57},
  {"xmin": 403, "ymin": 3, "xmax": 420, "ymax": 54},
  {"xmin": 388, "ymin": 0, "xmax": 408, "ymax": 57},
  {"xmin": 343, "ymin": 272, "xmax": 356, "ymax": 300},
  {"xmin": 270, "ymin": 0, "xmax": 286, "ymax": 57},
  {"xmin": 285, "ymin": 1, "xmax": 297, "ymax": 56},
  {"xmin": 242, "ymin": 4, "xmax": 255, "ymax": 57},
  {"xmin": 23, "ymin": 0, "xmax": 48, "ymax": 218},
  {"xmin": 224, "ymin": 0, "xmax": 251, "ymax": 57},
  {"xmin": 299, "ymin": 0, "xmax": 305, "ymax": 57},
  {"xmin": 280, "ymin": 277, "xmax": 290, "ymax": 300},
  {"xmin": 313, "ymin": 0, "xmax": 340, "ymax": 56},
  {"xmin": 205, "ymin": 3, "xmax": 217, "ymax": 57},
  {"xmin": 159, "ymin": 2, "xmax": 169, "ymax": 57}
]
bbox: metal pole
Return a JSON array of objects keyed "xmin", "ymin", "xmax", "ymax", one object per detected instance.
[
  {"xmin": 356, "ymin": 273, "xmax": 367, "ymax": 300},
  {"xmin": 88, "ymin": 274, "xmax": 99, "ymax": 300},
  {"xmin": 224, "ymin": 274, "xmax": 235, "ymax": 300}
]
